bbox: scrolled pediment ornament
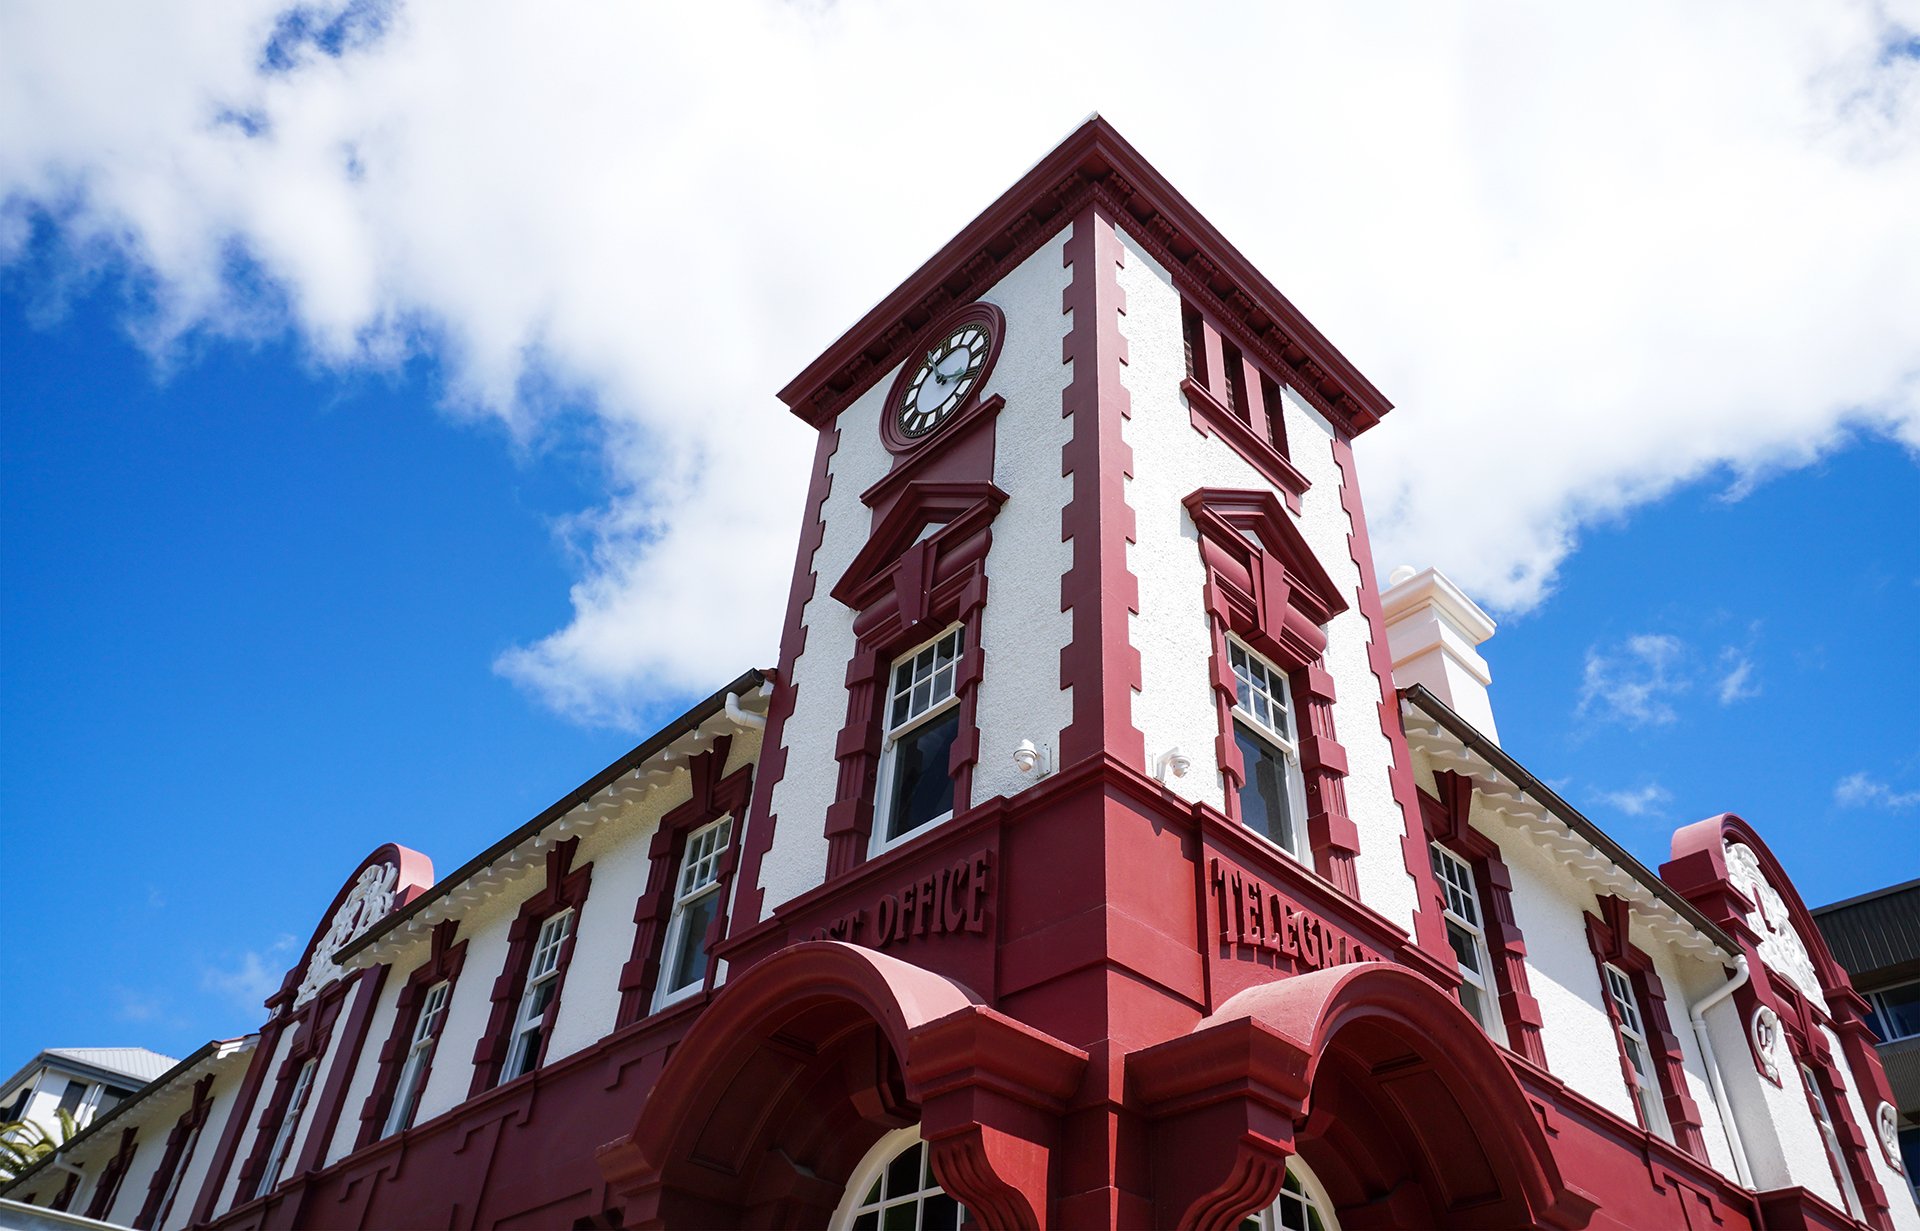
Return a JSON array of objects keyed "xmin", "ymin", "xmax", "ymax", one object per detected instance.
[
  {"xmin": 1723, "ymin": 840, "xmax": 1826, "ymax": 1011},
  {"xmin": 295, "ymin": 861, "xmax": 399, "ymax": 1005},
  {"xmin": 1750, "ymin": 1004, "xmax": 1784, "ymax": 1085}
]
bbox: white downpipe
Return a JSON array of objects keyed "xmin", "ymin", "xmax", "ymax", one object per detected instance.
[
  {"xmin": 1689, "ymin": 954, "xmax": 1755, "ymax": 1189},
  {"xmin": 724, "ymin": 690, "xmax": 767, "ymax": 730}
]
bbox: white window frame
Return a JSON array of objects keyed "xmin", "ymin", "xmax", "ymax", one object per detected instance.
[
  {"xmin": 870, "ymin": 625, "xmax": 966, "ymax": 856},
  {"xmin": 653, "ymin": 815, "xmax": 734, "ymax": 1012},
  {"xmin": 1866, "ymin": 979, "xmax": 1920, "ymax": 1043},
  {"xmin": 1602, "ymin": 964, "xmax": 1667, "ymax": 1136},
  {"xmin": 254, "ymin": 1057, "xmax": 318, "ymax": 1199},
  {"xmin": 1241, "ymin": 1156, "xmax": 1341, "ymax": 1231},
  {"xmin": 383, "ymin": 979, "xmax": 452, "ymax": 1137},
  {"xmin": 1802, "ymin": 1063, "xmax": 1864, "ymax": 1217},
  {"xmin": 1430, "ymin": 844, "xmax": 1507, "ymax": 1045},
  {"xmin": 1226, "ymin": 638, "xmax": 1310, "ymax": 860},
  {"xmin": 829, "ymin": 1125, "xmax": 964, "ymax": 1231},
  {"xmin": 501, "ymin": 909, "xmax": 573, "ymax": 1082}
]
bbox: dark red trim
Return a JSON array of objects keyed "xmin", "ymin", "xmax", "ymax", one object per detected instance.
[
  {"xmin": 357, "ymin": 920, "xmax": 468, "ymax": 1148},
  {"xmin": 1057, "ymin": 199, "xmax": 1146, "ymax": 770},
  {"xmin": 1179, "ymin": 300, "xmax": 1312, "ymax": 514},
  {"xmin": 1182, "ymin": 486, "xmax": 1357, "ymax": 889},
  {"xmin": 50, "ymin": 1170, "xmax": 79, "ymax": 1213},
  {"xmin": 1330, "ymin": 436, "xmax": 1460, "ymax": 979},
  {"xmin": 780, "ymin": 117, "xmax": 1391, "ymax": 437},
  {"xmin": 296, "ymin": 965, "xmax": 387, "ymax": 1179},
  {"xmin": 818, "ymin": 482, "xmax": 1006, "ymax": 874},
  {"xmin": 234, "ymin": 981, "xmax": 349, "ymax": 1203},
  {"xmin": 1583, "ymin": 898, "xmax": 1709, "ymax": 1159},
  {"xmin": 597, "ymin": 942, "xmax": 1086, "ymax": 1231},
  {"xmin": 468, "ymin": 838, "xmax": 594, "ymax": 1095},
  {"xmin": 189, "ymin": 1020, "xmax": 280, "ymax": 1226},
  {"xmin": 617, "ymin": 737, "xmax": 754, "ymax": 1024},
  {"xmin": 136, "ymin": 1072, "xmax": 216, "ymax": 1230},
  {"xmin": 266, "ymin": 844, "xmax": 432, "ymax": 1015},
  {"xmin": 1423, "ymin": 772, "xmax": 1550, "ymax": 1067},
  {"xmin": 732, "ymin": 424, "xmax": 840, "ymax": 933},
  {"xmin": 83, "ymin": 1125, "xmax": 138, "ymax": 1221},
  {"xmin": 1664, "ymin": 813, "xmax": 1900, "ymax": 1229}
]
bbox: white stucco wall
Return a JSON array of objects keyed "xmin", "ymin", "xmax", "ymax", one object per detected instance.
[
  {"xmin": 322, "ymin": 947, "xmax": 412, "ymax": 1166},
  {"xmin": 970, "ymin": 234, "xmax": 1077, "ymax": 808},
  {"xmin": 758, "ymin": 229, "xmax": 1075, "ymax": 916},
  {"xmin": 99, "ymin": 1079, "xmax": 199, "ymax": 1227},
  {"xmin": 408, "ymin": 868, "xmax": 537, "ymax": 1128},
  {"xmin": 1638, "ymin": 923, "xmax": 1740, "ymax": 1178},
  {"xmin": 157, "ymin": 1060, "xmax": 247, "ymax": 1231},
  {"xmin": 1112, "ymin": 226, "xmax": 1418, "ymax": 935},
  {"xmin": 277, "ymin": 989, "xmax": 356, "ymax": 1188},
  {"xmin": 216, "ymin": 1026, "xmax": 295, "ymax": 1213},
  {"xmin": 1489, "ymin": 821, "xmax": 1642, "ymax": 1124},
  {"xmin": 1827, "ymin": 1024, "xmax": 1920, "ymax": 1228}
]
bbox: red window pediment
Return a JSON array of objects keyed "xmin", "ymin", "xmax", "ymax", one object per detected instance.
[
  {"xmin": 1183, "ymin": 487, "xmax": 1346, "ymax": 667},
  {"xmin": 832, "ymin": 481, "xmax": 1009, "ymax": 630}
]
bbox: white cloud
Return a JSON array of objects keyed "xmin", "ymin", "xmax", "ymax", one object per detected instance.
[
  {"xmin": 200, "ymin": 934, "xmax": 297, "ymax": 1010},
  {"xmin": 113, "ymin": 988, "xmax": 165, "ymax": 1024},
  {"xmin": 1834, "ymin": 771, "xmax": 1920, "ymax": 808},
  {"xmin": 3, "ymin": 1, "xmax": 1918, "ymax": 725},
  {"xmin": 1598, "ymin": 783, "xmax": 1674, "ymax": 817},
  {"xmin": 1579, "ymin": 633, "xmax": 1688, "ymax": 726},
  {"xmin": 1716, "ymin": 650, "xmax": 1761, "ymax": 704}
]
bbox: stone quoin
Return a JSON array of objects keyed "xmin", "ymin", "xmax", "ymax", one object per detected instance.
[{"xmin": 8, "ymin": 116, "xmax": 1915, "ymax": 1231}]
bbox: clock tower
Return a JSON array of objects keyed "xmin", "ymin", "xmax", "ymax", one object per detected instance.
[{"xmin": 687, "ymin": 116, "xmax": 1494, "ymax": 1227}]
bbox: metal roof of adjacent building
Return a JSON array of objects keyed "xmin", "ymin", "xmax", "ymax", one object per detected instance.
[
  {"xmin": 38, "ymin": 1048, "xmax": 178, "ymax": 1086},
  {"xmin": 1811, "ymin": 879, "xmax": 1920, "ymax": 987}
]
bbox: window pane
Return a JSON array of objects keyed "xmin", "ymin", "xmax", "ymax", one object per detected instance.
[
  {"xmin": 922, "ymin": 1191, "xmax": 961, "ymax": 1231},
  {"xmin": 1459, "ymin": 977, "xmax": 1490, "ymax": 1029},
  {"xmin": 888, "ymin": 709, "xmax": 959, "ymax": 840},
  {"xmin": 885, "ymin": 1142, "xmax": 921, "ymax": 1199},
  {"xmin": 1879, "ymin": 983, "xmax": 1920, "ymax": 1040},
  {"xmin": 1445, "ymin": 920, "xmax": 1483, "ymax": 977},
  {"xmin": 1234, "ymin": 723, "xmax": 1297, "ymax": 852},
  {"xmin": 882, "ymin": 1202, "xmax": 917, "ymax": 1231},
  {"xmin": 665, "ymin": 890, "xmax": 720, "ymax": 994}
]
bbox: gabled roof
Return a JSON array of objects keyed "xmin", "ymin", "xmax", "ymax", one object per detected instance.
[
  {"xmin": 780, "ymin": 115, "xmax": 1392, "ymax": 438},
  {"xmin": 0, "ymin": 1038, "xmax": 254, "ymax": 1199}
]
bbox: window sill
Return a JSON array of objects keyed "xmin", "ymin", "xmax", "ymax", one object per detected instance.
[
  {"xmin": 869, "ymin": 810, "xmax": 956, "ymax": 861},
  {"xmin": 1182, "ymin": 377, "xmax": 1310, "ymax": 513}
]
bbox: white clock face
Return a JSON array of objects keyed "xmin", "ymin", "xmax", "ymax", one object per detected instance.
[{"xmin": 898, "ymin": 323, "xmax": 989, "ymax": 438}]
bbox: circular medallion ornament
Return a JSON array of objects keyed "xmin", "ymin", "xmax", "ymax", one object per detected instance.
[
  {"xmin": 882, "ymin": 303, "xmax": 1005, "ymax": 452},
  {"xmin": 1876, "ymin": 1102, "xmax": 1904, "ymax": 1173}
]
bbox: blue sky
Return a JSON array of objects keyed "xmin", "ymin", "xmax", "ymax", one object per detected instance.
[
  {"xmin": 5, "ymin": 238, "xmax": 1914, "ymax": 1066},
  {"xmin": 2, "ymin": 1, "xmax": 1917, "ymax": 1071}
]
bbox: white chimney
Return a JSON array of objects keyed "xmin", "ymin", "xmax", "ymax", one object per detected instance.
[{"xmin": 1379, "ymin": 565, "xmax": 1501, "ymax": 743}]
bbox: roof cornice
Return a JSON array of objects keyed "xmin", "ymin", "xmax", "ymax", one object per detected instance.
[
  {"xmin": 780, "ymin": 115, "xmax": 1392, "ymax": 438},
  {"xmin": 335, "ymin": 668, "xmax": 771, "ymax": 968},
  {"xmin": 1400, "ymin": 684, "xmax": 1738, "ymax": 962}
]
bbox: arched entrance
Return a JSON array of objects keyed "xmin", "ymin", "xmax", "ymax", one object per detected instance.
[
  {"xmin": 596, "ymin": 941, "xmax": 1086, "ymax": 1230},
  {"xmin": 1130, "ymin": 964, "xmax": 1596, "ymax": 1231}
]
